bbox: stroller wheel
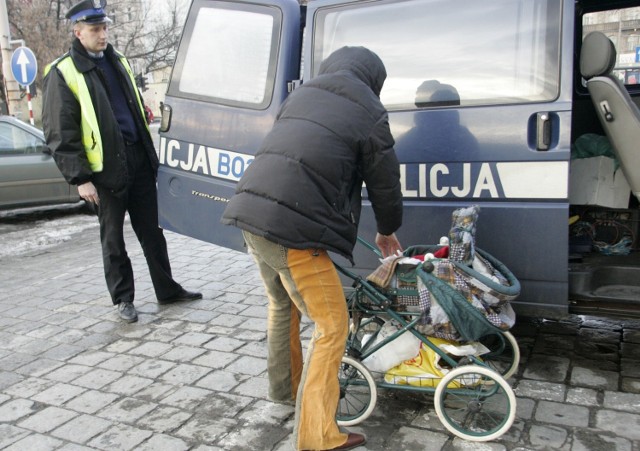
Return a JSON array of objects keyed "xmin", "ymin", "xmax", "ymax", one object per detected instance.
[
  {"xmin": 434, "ymin": 365, "xmax": 516, "ymax": 442},
  {"xmin": 336, "ymin": 356, "xmax": 377, "ymax": 426},
  {"xmin": 478, "ymin": 331, "xmax": 520, "ymax": 380}
]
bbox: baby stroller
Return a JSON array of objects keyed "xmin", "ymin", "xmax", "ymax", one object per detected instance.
[{"xmin": 334, "ymin": 206, "xmax": 520, "ymax": 442}]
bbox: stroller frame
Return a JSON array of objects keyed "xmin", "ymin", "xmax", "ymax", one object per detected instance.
[{"xmin": 334, "ymin": 237, "xmax": 520, "ymax": 442}]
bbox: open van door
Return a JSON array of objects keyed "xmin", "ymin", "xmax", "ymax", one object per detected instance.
[
  {"xmin": 303, "ymin": 0, "xmax": 574, "ymax": 317},
  {"xmin": 157, "ymin": 0, "xmax": 302, "ymax": 252}
]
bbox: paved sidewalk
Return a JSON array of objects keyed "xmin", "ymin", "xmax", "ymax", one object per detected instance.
[{"xmin": 1, "ymin": 223, "xmax": 639, "ymax": 450}]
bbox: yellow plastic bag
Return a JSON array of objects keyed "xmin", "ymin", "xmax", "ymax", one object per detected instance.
[{"xmin": 384, "ymin": 337, "xmax": 485, "ymax": 388}]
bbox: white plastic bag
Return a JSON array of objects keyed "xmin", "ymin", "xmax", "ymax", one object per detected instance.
[{"xmin": 362, "ymin": 320, "xmax": 422, "ymax": 373}]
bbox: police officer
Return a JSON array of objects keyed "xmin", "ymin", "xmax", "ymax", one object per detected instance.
[{"xmin": 42, "ymin": 0, "xmax": 201, "ymax": 322}]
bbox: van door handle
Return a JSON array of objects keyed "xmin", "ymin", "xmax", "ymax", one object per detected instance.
[
  {"xmin": 160, "ymin": 103, "xmax": 172, "ymax": 133},
  {"xmin": 536, "ymin": 112, "xmax": 551, "ymax": 151}
]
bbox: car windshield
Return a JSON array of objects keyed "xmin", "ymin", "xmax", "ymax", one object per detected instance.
[{"xmin": 0, "ymin": 122, "xmax": 42, "ymax": 155}]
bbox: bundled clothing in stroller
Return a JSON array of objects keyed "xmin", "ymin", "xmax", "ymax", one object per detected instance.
[{"xmin": 366, "ymin": 205, "xmax": 520, "ymax": 343}]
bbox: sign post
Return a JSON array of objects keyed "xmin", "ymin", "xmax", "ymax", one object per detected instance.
[{"xmin": 10, "ymin": 46, "xmax": 37, "ymax": 125}]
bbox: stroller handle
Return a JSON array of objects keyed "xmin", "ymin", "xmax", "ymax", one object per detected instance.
[{"xmin": 356, "ymin": 236, "xmax": 382, "ymax": 258}]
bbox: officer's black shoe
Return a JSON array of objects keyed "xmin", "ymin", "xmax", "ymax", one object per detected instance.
[
  {"xmin": 118, "ymin": 301, "xmax": 138, "ymax": 322},
  {"xmin": 158, "ymin": 289, "xmax": 203, "ymax": 305}
]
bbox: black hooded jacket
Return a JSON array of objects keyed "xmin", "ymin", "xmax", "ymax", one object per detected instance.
[
  {"xmin": 221, "ymin": 46, "xmax": 403, "ymax": 261},
  {"xmin": 42, "ymin": 39, "xmax": 157, "ymax": 193}
]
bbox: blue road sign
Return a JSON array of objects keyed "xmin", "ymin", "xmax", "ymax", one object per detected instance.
[
  {"xmin": 636, "ymin": 46, "xmax": 640, "ymax": 63},
  {"xmin": 11, "ymin": 47, "xmax": 37, "ymax": 87}
]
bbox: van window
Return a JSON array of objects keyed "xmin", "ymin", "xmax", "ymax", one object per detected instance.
[
  {"xmin": 583, "ymin": 7, "xmax": 640, "ymax": 86},
  {"xmin": 313, "ymin": 0, "xmax": 562, "ymax": 111},
  {"xmin": 169, "ymin": 2, "xmax": 282, "ymax": 109}
]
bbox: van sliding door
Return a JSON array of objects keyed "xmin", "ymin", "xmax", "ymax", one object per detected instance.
[{"xmin": 305, "ymin": 0, "xmax": 572, "ymax": 315}]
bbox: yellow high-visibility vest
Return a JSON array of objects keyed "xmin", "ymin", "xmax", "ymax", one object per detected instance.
[{"xmin": 44, "ymin": 52, "xmax": 147, "ymax": 172}]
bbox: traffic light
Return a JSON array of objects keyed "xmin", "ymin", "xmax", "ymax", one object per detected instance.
[
  {"xmin": 135, "ymin": 73, "xmax": 148, "ymax": 92},
  {"xmin": 18, "ymin": 84, "xmax": 36, "ymax": 98}
]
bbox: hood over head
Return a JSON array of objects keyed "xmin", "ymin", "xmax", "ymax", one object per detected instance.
[{"xmin": 318, "ymin": 46, "xmax": 387, "ymax": 97}]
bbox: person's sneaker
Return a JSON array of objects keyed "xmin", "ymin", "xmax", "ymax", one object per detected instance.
[
  {"xmin": 118, "ymin": 301, "xmax": 138, "ymax": 322},
  {"xmin": 158, "ymin": 289, "xmax": 203, "ymax": 305}
]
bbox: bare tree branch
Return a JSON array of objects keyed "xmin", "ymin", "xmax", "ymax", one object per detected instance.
[{"xmin": 3, "ymin": 0, "xmax": 186, "ymax": 93}]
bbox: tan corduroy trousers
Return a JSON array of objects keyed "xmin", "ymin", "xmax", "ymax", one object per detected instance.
[{"xmin": 242, "ymin": 231, "xmax": 349, "ymax": 450}]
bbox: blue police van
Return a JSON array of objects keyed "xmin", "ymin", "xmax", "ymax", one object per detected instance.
[{"xmin": 157, "ymin": 0, "xmax": 640, "ymax": 318}]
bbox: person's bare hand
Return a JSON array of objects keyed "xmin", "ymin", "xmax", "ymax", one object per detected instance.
[
  {"xmin": 375, "ymin": 232, "xmax": 403, "ymax": 258},
  {"xmin": 78, "ymin": 182, "xmax": 99, "ymax": 205}
]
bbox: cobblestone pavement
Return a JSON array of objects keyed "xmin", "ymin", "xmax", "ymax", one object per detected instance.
[{"xmin": 0, "ymin": 223, "xmax": 639, "ymax": 451}]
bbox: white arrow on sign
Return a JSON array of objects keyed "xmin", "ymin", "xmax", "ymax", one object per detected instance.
[
  {"xmin": 11, "ymin": 46, "xmax": 37, "ymax": 86},
  {"xmin": 15, "ymin": 48, "xmax": 30, "ymax": 84}
]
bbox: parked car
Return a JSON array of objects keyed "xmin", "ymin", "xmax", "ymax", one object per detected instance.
[
  {"xmin": 144, "ymin": 105, "xmax": 154, "ymax": 124},
  {"xmin": 0, "ymin": 115, "xmax": 80, "ymax": 210}
]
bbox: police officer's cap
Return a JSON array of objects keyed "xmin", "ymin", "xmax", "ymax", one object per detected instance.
[{"xmin": 66, "ymin": 0, "xmax": 112, "ymax": 25}]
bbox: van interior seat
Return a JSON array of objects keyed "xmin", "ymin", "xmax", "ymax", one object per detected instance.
[{"xmin": 579, "ymin": 31, "xmax": 640, "ymax": 203}]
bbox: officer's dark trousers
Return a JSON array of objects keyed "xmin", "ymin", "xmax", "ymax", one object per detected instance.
[{"xmin": 96, "ymin": 142, "xmax": 182, "ymax": 305}]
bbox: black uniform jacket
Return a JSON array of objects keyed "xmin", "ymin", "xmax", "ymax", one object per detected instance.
[
  {"xmin": 42, "ymin": 39, "xmax": 157, "ymax": 193},
  {"xmin": 221, "ymin": 46, "xmax": 403, "ymax": 261}
]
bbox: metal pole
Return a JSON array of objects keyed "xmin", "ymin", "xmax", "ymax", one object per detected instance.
[
  {"xmin": 27, "ymin": 91, "xmax": 34, "ymax": 125},
  {"xmin": 0, "ymin": 0, "xmax": 15, "ymax": 114}
]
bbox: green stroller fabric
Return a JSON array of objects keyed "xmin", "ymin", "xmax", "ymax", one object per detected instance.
[
  {"xmin": 416, "ymin": 248, "xmax": 520, "ymax": 342},
  {"xmin": 403, "ymin": 245, "xmax": 519, "ymax": 342}
]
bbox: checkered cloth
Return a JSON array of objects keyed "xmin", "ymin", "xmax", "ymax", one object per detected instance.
[{"xmin": 366, "ymin": 256, "xmax": 404, "ymax": 288}]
